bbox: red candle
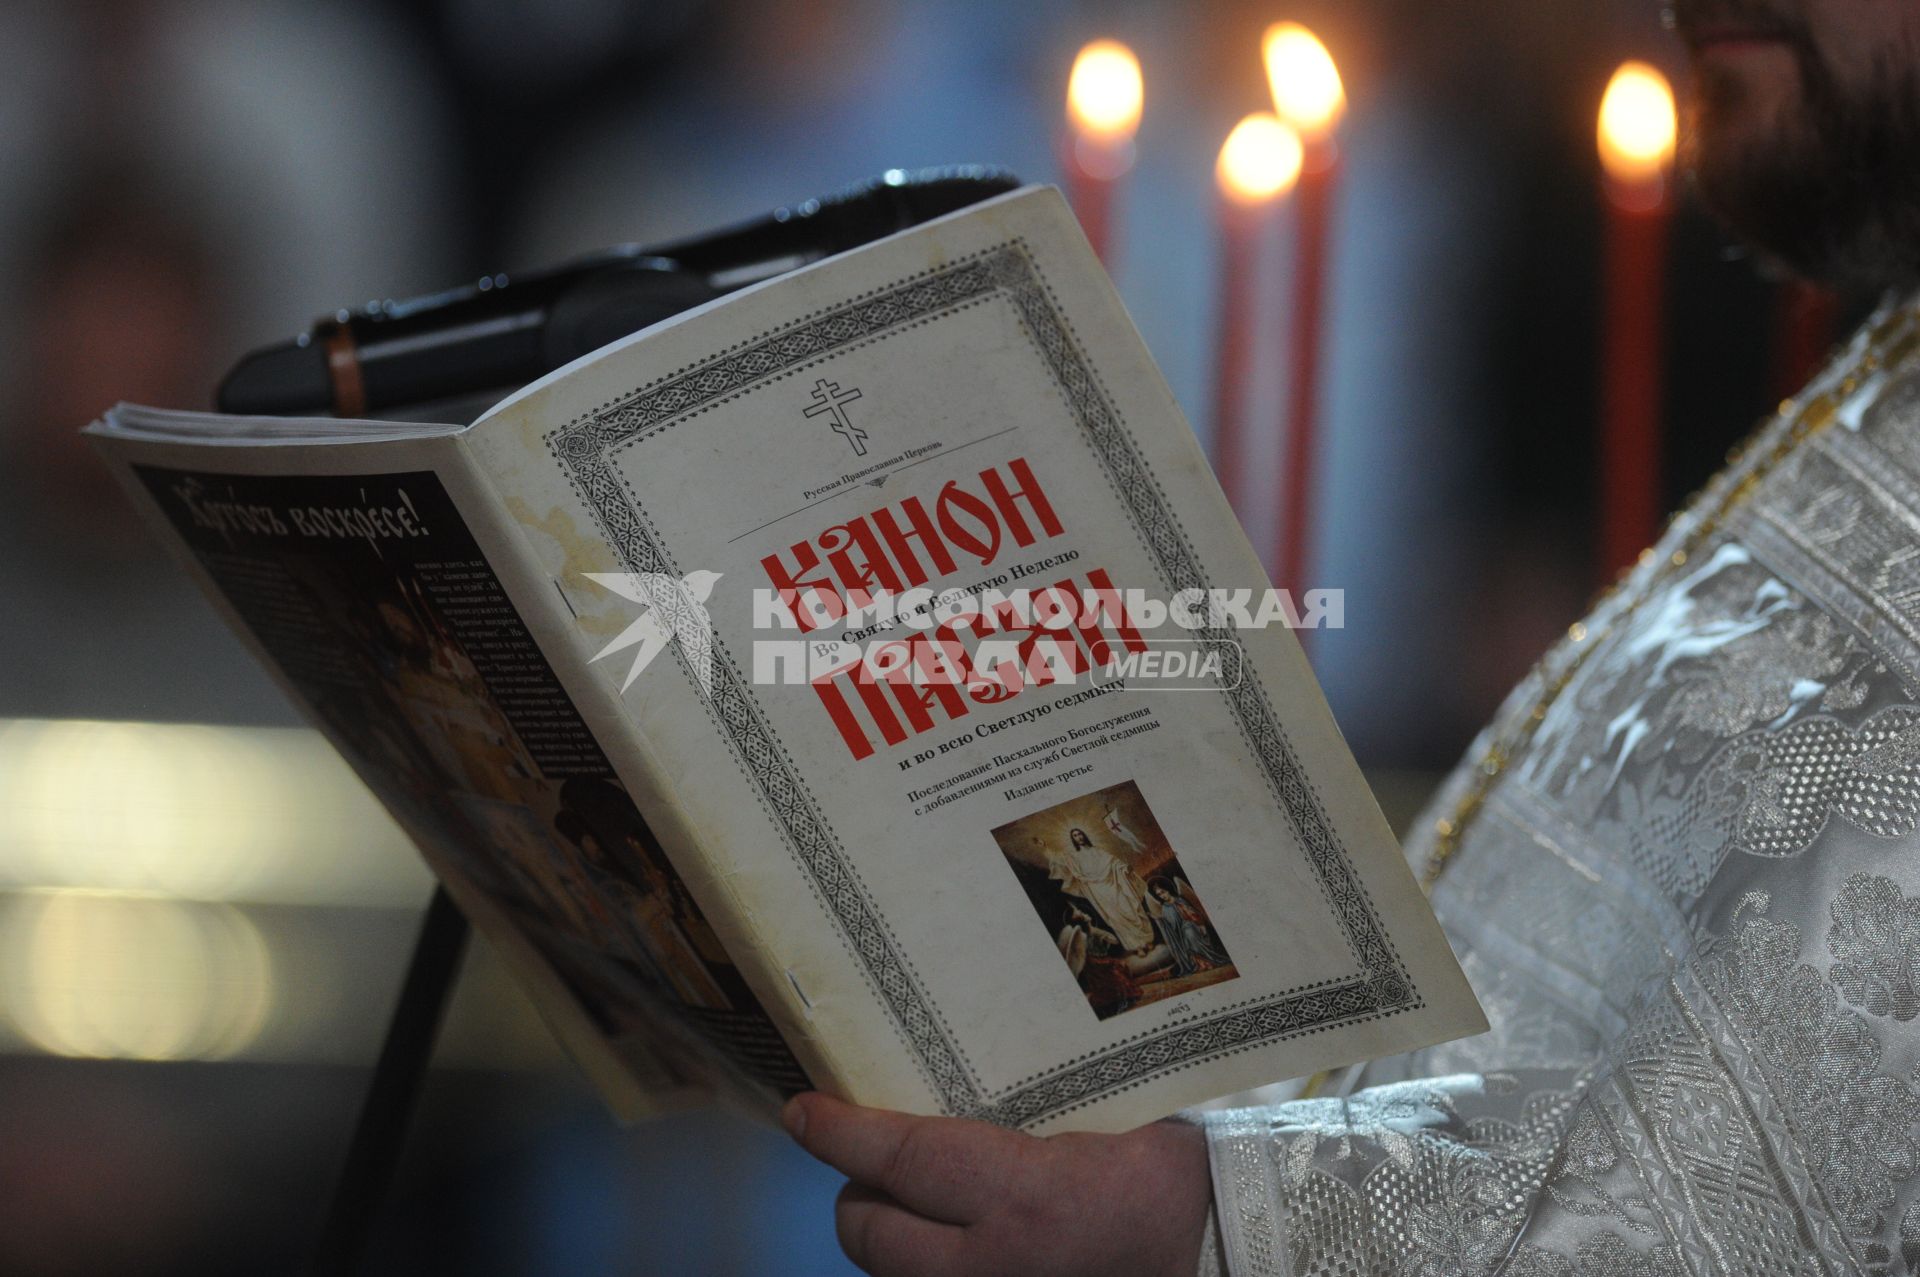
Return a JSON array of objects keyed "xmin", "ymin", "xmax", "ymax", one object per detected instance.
[
  {"xmin": 1212, "ymin": 115, "xmax": 1304, "ymax": 518},
  {"xmin": 1596, "ymin": 61, "xmax": 1677, "ymax": 581},
  {"xmin": 1063, "ymin": 40, "xmax": 1143, "ymax": 268},
  {"xmin": 1263, "ymin": 23, "xmax": 1346, "ymax": 595},
  {"xmin": 1773, "ymin": 279, "xmax": 1839, "ymax": 400}
]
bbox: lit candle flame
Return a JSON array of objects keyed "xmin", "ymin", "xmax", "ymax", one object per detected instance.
[
  {"xmin": 1216, "ymin": 113, "xmax": 1305, "ymax": 206},
  {"xmin": 1598, "ymin": 61, "xmax": 1677, "ymax": 202},
  {"xmin": 1067, "ymin": 40, "xmax": 1145, "ymax": 145},
  {"xmin": 1262, "ymin": 23, "xmax": 1345, "ymax": 142}
]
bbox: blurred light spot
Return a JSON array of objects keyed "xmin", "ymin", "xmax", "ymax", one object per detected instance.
[
  {"xmin": 1216, "ymin": 113, "xmax": 1304, "ymax": 206},
  {"xmin": 1, "ymin": 892, "xmax": 274, "ymax": 1061},
  {"xmin": 0, "ymin": 719, "xmax": 427, "ymax": 905},
  {"xmin": 1066, "ymin": 40, "xmax": 1143, "ymax": 145},
  {"xmin": 1262, "ymin": 23, "xmax": 1345, "ymax": 141},
  {"xmin": 1598, "ymin": 62, "xmax": 1677, "ymax": 192}
]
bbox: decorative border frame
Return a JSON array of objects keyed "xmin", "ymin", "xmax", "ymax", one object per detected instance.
[{"xmin": 547, "ymin": 241, "xmax": 1419, "ymax": 1125}]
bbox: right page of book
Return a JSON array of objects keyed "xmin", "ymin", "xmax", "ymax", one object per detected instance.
[{"xmin": 467, "ymin": 185, "xmax": 1486, "ymax": 1133}]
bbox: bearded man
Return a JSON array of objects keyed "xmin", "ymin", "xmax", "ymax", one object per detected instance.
[{"xmin": 783, "ymin": 1, "xmax": 1920, "ymax": 1271}]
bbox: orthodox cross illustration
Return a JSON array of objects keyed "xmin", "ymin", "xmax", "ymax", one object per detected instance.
[{"xmin": 803, "ymin": 377, "xmax": 868, "ymax": 455}]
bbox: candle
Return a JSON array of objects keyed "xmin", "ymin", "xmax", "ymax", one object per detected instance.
[
  {"xmin": 1773, "ymin": 279, "xmax": 1839, "ymax": 400},
  {"xmin": 1063, "ymin": 40, "xmax": 1144, "ymax": 267},
  {"xmin": 1596, "ymin": 61, "xmax": 1677, "ymax": 580},
  {"xmin": 1262, "ymin": 22, "xmax": 1345, "ymax": 594},
  {"xmin": 1213, "ymin": 114, "xmax": 1305, "ymax": 520}
]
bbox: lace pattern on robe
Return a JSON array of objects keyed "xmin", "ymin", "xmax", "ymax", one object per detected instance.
[{"xmin": 1204, "ymin": 307, "xmax": 1920, "ymax": 1275}]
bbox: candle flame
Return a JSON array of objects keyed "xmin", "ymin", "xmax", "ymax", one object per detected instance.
[
  {"xmin": 1067, "ymin": 40, "xmax": 1144, "ymax": 144},
  {"xmin": 1262, "ymin": 23, "xmax": 1345, "ymax": 140},
  {"xmin": 1598, "ymin": 62, "xmax": 1677, "ymax": 191},
  {"xmin": 1216, "ymin": 113, "xmax": 1304, "ymax": 206}
]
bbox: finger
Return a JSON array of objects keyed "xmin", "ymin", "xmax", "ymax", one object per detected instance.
[
  {"xmin": 786, "ymin": 1092, "xmax": 1035, "ymax": 1222},
  {"xmin": 835, "ymin": 1183, "xmax": 970, "ymax": 1277}
]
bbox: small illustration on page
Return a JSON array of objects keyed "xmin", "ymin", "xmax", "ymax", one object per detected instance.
[{"xmin": 991, "ymin": 780, "xmax": 1237, "ymax": 1020}]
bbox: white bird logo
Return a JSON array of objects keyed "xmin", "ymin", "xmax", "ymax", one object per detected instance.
[{"xmin": 581, "ymin": 569, "xmax": 724, "ymax": 697}]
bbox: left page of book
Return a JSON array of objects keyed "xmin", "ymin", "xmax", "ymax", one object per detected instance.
[{"xmin": 85, "ymin": 409, "xmax": 790, "ymax": 1117}]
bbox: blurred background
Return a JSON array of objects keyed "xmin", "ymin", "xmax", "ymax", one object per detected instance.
[{"xmin": 0, "ymin": 0, "xmax": 1846, "ymax": 1272}]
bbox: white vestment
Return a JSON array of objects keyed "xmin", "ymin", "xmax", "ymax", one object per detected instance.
[
  {"xmin": 1198, "ymin": 298, "xmax": 1920, "ymax": 1274},
  {"xmin": 1048, "ymin": 837, "xmax": 1155, "ymax": 952}
]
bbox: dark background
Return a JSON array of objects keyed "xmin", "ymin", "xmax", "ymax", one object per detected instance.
[{"xmin": 0, "ymin": 0, "xmax": 1848, "ymax": 1272}]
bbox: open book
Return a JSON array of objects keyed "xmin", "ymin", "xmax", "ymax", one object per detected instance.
[{"xmin": 87, "ymin": 186, "xmax": 1484, "ymax": 1133}]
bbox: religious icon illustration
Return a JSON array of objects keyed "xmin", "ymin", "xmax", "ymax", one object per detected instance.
[
  {"xmin": 991, "ymin": 779, "xmax": 1238, "ymax": 1020},
  {"xmin": 802, "ymin": 376, "xmax": 868, "ymax": 454}
]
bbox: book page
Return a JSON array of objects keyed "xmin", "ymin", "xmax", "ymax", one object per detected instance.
[
  {"xmin": 469, "ymin": 186, "xmax": 1486, "ymax": 1132},
  {"xmin": 85, "ymin": 420, "xmax": 807, "ymax": 1116}
]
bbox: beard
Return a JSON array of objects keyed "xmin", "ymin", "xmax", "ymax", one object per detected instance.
[{"xmin": 1680, "ymin": 0, "xmax": 1920, "ymax": 289}]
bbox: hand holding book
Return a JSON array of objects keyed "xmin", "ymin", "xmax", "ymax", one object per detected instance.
[{"xmin": 784, "ymin": 1091, "xmax": 1213, "ymax": 1277}]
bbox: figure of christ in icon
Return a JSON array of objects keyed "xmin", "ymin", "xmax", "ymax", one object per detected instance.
[
  {"xmin": 1046, "ymin": 826, "xmax": 1158, "ymax": 958},
  {"xmin": 992, "ymin": 779, "xmax": 1239, "ymax": 1021}
]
